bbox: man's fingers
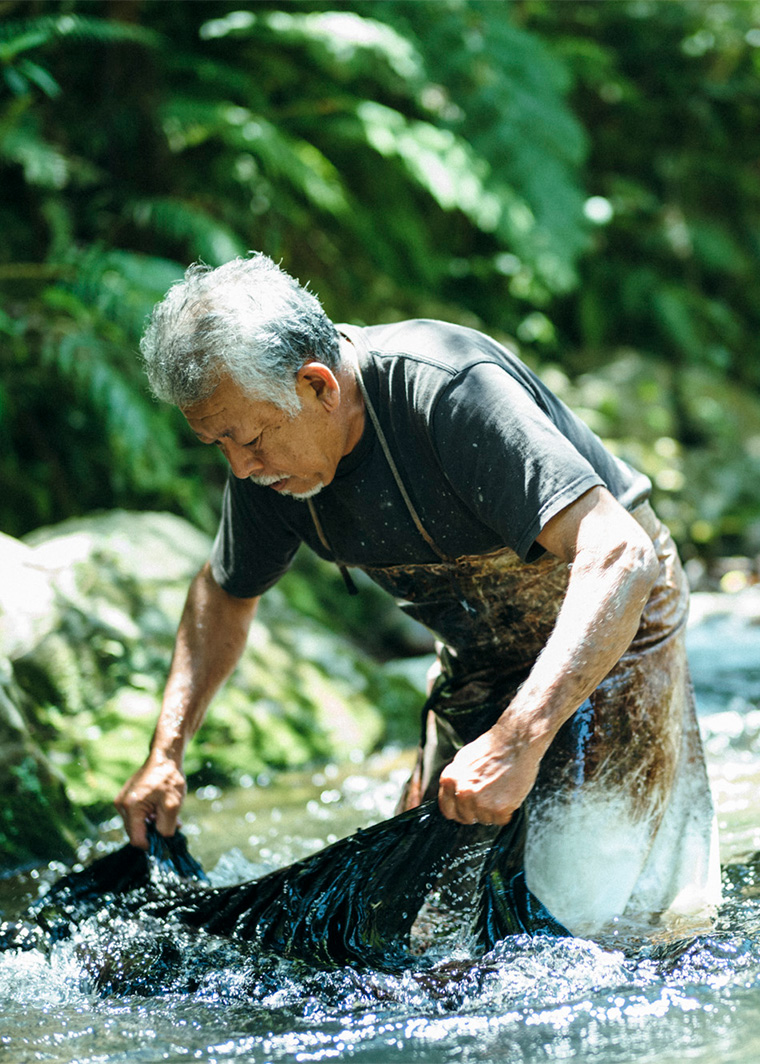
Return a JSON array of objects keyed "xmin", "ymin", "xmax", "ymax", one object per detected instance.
[
  {"xmin": 120, "ymin": 795, "xmax": 179, "ymax": 848},
  {"xmin": 114, "ymin": 760, "xmax": 187, "ymax": 848},
  {"xmin": 154, "ymin": 805, "xmax": 179, "ymax": 838},
  {"xmin": 438, "ymin": 777, "xmax": 475, "ymax": 824},
  {"xmin": 116, "ymin": 788, "xmax": 158, "ymax": 850},
  {"xmin": 438, "ymin": 774, "xmax": 516, "ymax": 826},
  {"xmin": 123, "ymin": 807, "xmax": 150, "ymax": 850}
]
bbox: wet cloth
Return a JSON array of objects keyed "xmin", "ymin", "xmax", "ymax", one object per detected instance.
[
  {"xmin": 1, "ymin": 808, "xmax": 568, "ymax": 970},
  {"xmin": 384, "ymin": 504, "xmax": 721, "ymax": 936}
]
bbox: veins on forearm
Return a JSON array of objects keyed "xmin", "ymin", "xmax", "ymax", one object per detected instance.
[{"xmin": 502, "ymin": 543, "xmax": 657, "ymax": 746}]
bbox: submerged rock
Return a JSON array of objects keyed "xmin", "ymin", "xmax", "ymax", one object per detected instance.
[{"xmin": 0, "ymin": 511, "xmax": 424, "ymax": 872}]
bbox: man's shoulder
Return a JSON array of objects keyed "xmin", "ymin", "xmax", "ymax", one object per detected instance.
[
  {"xmin": 341, "ymin": 319, "xmax": 543, "ymax": 440},
  {"xmin": 341, "ymin": 318, "xmax": 523, "ymax": 383}
]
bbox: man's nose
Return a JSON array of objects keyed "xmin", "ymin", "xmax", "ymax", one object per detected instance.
[{"xmin": 226, "ymin": 441, "xmax": 264, "ymax": 479}]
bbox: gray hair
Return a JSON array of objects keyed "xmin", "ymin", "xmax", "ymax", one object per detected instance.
[{"xmin": 139, "ymin": 254, "xmax": 341, "ymax": 414}]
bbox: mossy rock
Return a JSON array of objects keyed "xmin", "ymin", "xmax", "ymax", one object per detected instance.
[
  {"xmin": 0, "ymin": 510, "xmax": 425, "ymax": 868},
  {"xmin": 0, "ymin": 663, "xmax": 89, "ymax": 871}
]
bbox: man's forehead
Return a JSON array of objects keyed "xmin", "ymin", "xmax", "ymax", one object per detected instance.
[{"xmin": 182, "ymin": 381, "xmax": 280, "ymax": 441}]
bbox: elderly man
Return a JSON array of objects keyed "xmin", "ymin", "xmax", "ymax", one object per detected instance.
[{"xmin": 116, "ymin": 253, "xmax": 720, "ymax": 937}]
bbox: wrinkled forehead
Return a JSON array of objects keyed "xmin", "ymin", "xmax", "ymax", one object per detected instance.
[{"xmin": 181, "ymin": 376, "xmax": 282, "ymax": 442}]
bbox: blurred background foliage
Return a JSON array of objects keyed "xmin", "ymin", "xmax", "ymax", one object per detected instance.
[{"xmin": 3, "ymin": 0, "xmax": 760, "ymax": 572}]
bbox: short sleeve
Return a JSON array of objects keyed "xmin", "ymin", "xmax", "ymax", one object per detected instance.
[
  {"xmin": 210, "ymin": 474, "xmax": 302, "ymax": 597},
  {"xmin": 432, "ymin": 362, "xmax": 604, "ymax": 560}
]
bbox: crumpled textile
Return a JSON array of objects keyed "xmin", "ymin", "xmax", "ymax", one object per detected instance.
[{"xmin": 1, "ymin": 807, "xmax": 567, "ymax": 972}]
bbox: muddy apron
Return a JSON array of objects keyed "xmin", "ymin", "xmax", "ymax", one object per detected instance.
[{"xmin": 309, "ymin": 338, "xmax": 721, "ymax": 938}]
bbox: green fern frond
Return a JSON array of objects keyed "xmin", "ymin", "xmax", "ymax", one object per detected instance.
[
  {"xmin": 57, "ymin": 245, "xmax": 184, "ymax": 342},
  {"xmin": 0, "ymin": 14, "xmax": 159, "ymax": 62},
  {"xmin": 33, "ymin": 285, "xmax": 177, "ymax": 470},
  {"xmin": 7, "ymin": 57, "xmax": 60, "ymax": 97},
  {"xmin": 201, "ymin": 8, "xmax": 425, "ymax": 91},
  {"xmin": 248, "ymin": 120, "xmax": 348, "ymax": 216},
  {"xmin": 161, "ymin": 97, "xmax": 349, "ymax": 217},
  {"xmin": 1, "ymin": 118, "xmax": 70, "ymax": 188},
  {"xmin": 6, "ymin": 276, "xmax": 217, "ymax": 530},
  {"xmin": 131, "ymin": 197, "xmax": 246, "ymax": 267},
  {"xmin": 39, "ymin": 323, "xmax": 185, "ymax": 496},
  {"xmin": 362, "ymin": 0, "xmax": 589, "ymax": 292},
  {"xmin": 356, "ymin": 101, "xmax": 501, "ymax": 226},
  {"xmin": 164, "ymin": 51, "xmax": 268, "ymax": 112}
]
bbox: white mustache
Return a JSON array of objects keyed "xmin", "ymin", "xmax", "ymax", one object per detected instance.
[
  {"xmin": 247, "ymin": 473, "xmax": 325, "ymax": 501},
  {"xmin": 248, "ymin": 473, "xmax": 285, "ymax": 487}
]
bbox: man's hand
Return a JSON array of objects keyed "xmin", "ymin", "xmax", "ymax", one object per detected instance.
[
  {"xmin": 437, "ymin": 721, "xmax": 543, "ymax": 825},
  {"xmin": 438, "ymin": 487, "xmax": 659, "ymax": 827},
  {"xmin": 115, "ymin": 752, "xmax": 187, "ymax": 849}
]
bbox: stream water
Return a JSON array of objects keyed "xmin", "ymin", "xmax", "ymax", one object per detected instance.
[{"xmin": 3, "ymin": 593, "xmax": 760, "ymax": 1064}]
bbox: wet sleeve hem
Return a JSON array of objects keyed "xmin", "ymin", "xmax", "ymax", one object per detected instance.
[{"xmin": 516, "ymin": 473, "xmax": 604, "ymax": 562}]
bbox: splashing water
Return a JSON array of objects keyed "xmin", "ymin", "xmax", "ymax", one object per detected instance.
[{"xmin": 3, "ymin": 611, "xmax": 760, "ymax": 1064}]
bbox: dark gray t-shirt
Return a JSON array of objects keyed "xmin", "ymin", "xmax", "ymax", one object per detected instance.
[{"xmin": 211, "ymin": 319, "xmax": 650, "ymax": 598}]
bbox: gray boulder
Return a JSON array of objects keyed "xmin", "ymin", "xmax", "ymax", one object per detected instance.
[{"xmin": 0, "ymin": 511, "xmax": 422, "ymax": 872}]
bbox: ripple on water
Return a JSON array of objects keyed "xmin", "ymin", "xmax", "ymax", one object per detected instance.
[
  {"xmin": 1, "ymin": 892, "xmax": 760, "ymax": 1064},
  {"xmin": 2, "ymin": 730, "xmax": 760, "ymax": 1064}
]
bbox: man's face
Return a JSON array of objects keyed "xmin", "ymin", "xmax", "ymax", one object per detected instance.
[{"xmin": 182, "ymin": 370, "xmax": 348, "ymax": 500}]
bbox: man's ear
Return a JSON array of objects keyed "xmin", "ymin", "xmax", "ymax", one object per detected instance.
[{"xmin": 296, "ymin": 362, "xmax": 340, "ymax": 410}]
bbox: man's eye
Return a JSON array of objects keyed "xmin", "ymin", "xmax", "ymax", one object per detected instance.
[{"xmin": 245, "ymin": 435, "xmax": 262, "ymax": 449}]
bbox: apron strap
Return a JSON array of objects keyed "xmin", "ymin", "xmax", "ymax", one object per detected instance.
[
  {"xmin": 339, "ymin": 326, "xmax": 450, "ymax": 563},
  {"xmin": 307, "ymin": 498, "xmax": 359, "ymax": 596},
  {"xmin": 305, "ymin": 325, "xmax": 452, "ymax": 595}
]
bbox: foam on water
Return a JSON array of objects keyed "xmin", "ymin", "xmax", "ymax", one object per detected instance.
[
  {"xmin": 2, "ymin": 609, "xmax": 760, "ymax": 1064},
  {"xmin": 1, "ymin": 876, "xmax": 760, "ymax": 1064}
]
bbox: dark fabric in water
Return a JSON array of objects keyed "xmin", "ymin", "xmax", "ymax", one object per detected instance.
[
  {"xmin": 38, "ymin": 828, "xmax": 207, "ymax": 932},
  {"xmin": 2, "ymin": 803, "xmax": 568, "ymax": 970},
  {"xmin": 0, "ymin": 829, "xmax": 207, "ymax": 952},
  {"xmin": 474, "ymin": 810, "xmax": 571, "ymax": 943},
  {"xmin": 151, "ymin": 801, "xmax": 465, "ymax": 969}
]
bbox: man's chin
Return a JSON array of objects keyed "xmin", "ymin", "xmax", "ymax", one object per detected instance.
[
  {"xmin": 248, "ymin": 473, "xmax": 325, "ymax": 500},
  {"xmin": 281, "ymin": 481, "xmax": 325, "ymax": 501}
]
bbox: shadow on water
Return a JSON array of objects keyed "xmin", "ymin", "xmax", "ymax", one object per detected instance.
[{"xmin": 3, "ymin": 606, "xmax": 760, "ymax": 1064}]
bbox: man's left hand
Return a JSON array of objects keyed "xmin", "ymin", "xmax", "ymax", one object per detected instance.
[
  {"xmin": 437, "ymin": 722, "xmax": 543, "ymax": 825},
  {"xmin": 437, "ymin": 487, "xmax": 659, "ymax": 827}
]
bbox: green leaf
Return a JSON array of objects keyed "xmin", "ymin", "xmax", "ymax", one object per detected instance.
[
  {"xmin": 1, "ymin": 120, "xmax": 70, "ymax": 188},
  {"xmin": 0, "ymin": 14, "xmax": 159, "ymax": 58},
  {"xmin": 16, "ymin": 58, "xmax": 61, "ymax": 99},
  {"xmin": 131, "ymin": 198, "xmax": 246, "ymax": 266}
]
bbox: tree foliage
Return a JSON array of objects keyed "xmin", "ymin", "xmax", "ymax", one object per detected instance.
[
  {"xmin": 0, "ymin": 0, "xmax": 590, "ymax": 537},
  {"xmin": 1, "ymin": 0, "xmax": 759, "ymax": 558},
  {"xmin": 521, "ymin": 0, "xmax": 760, "ymax": 555}
]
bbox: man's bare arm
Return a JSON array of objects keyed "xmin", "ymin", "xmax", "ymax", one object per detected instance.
[
  {"xmin": 115, "ymin": 562, "xmax": 259, "ymax": 847},
  {"xmin": 437, "ymin": 486, "xmax": 659, "ymax": 825}
]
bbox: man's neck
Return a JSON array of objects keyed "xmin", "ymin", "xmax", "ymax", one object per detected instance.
[{"xmin": 337, "ymin": 337, "xmax": 367, "ymax": 458}]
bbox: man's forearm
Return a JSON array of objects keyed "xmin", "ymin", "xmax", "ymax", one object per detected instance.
[
  {"xmin": 438, "ymin": 487, "xmax": 660, "ymax": 824},
  {"xmin": 493, "ymin": 536, "xmax": 658, "ymax": 757},
  {"xmin": 116, "ymin": 563, "xmax": 259, "ymax": 846},
  {"xmin": 151, "ymin": 562, "xmax": 260, "ymax": 764}
]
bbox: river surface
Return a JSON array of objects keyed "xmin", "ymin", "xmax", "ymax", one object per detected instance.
[{"xmin": 3, "ymin": 593, "xmax": 760, "ymax": 1064}]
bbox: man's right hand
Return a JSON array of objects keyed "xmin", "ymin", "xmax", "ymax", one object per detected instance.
[{"xmin": 114, "ymin": 752, "xmax": 187, "ymax": 849}]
